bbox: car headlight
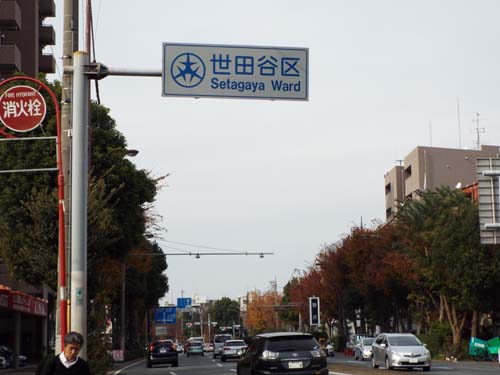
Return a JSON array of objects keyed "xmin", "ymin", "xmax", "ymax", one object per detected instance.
[
  {"xmin": 261, "ymin": 350, "xmax": 279, "ymax": 360},
  {"xmin": 391, "ymin": 353, "xmax": 402, "ymax": 360}
]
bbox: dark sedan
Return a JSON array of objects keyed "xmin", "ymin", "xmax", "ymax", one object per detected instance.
[
  {"xmin": 237, "ymin": 332, "xmax": 328, "ymax": 375},
  {"xmin": 146, "ymin": 340, "xmax": 178, "ymax": 368}
]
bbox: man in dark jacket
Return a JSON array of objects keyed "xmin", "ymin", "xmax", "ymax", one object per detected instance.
[{"xmin": 42, "ymin": 332, "xmax": 90, "ymax": 375}]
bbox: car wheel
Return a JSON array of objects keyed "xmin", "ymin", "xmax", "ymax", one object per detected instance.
[
  {"xmin": 372, "ymin": 356, "xmax": 379, "ymax": 369},
  {"xmin": 147, "ymin": 363, "xmax": 152, "ymax": 368},
  {"xmin": 187, "ymin": 353, "xmax": 190, "ymax": 357},
  {"xmin": 213, "ymin": 354, "xmax": 217, "ymax": 359},
  {"xmin": 385, "ymin": 356, "xmax": 392, "ymax": 370},
  {"xmin": 173, "ymin": 361, "xmax": 178, "ymax": 367},
  {"xmin": 423, "ymin": 366, "xmax": 431, "ymax": 372},
  {"xmin": 221, "ymin": 356, "xmax": 226, "ymax": 362}
]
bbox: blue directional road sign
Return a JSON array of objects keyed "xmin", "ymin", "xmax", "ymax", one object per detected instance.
[
  {"xmin": 177, "ymin": 297, "xmax": 192, "ymax": 309},
  {"xmin": 162, "ymin": 43, "xmax": 308, "ymax": 100},
  {"xmin": 154, "ymin": 306, "xmax": 177, "ymax": 324},
  {"xmin": 309, "ymin": 296, "xmax": 320, "ymax": 326}
]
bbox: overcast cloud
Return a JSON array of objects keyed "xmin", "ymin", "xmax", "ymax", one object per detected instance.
[{"xmin": 48, "ymin": 0, "xmax": 500, "ymax": 303}]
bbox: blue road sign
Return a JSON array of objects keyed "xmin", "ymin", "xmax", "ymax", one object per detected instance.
[
  {"xmin": 162, "ymin": 43, "xmax": 308, "ymax": 100},
  {"xmin": 177, "ymin": 297, "xmax": 192, "ymax": 309},
  {"xmin": 309, "ymin": 296, "xmax": 320, "ymax": 326},
  {"xmin": 154, "ymin": 306, "xmax": 177, "ymax": 324}
]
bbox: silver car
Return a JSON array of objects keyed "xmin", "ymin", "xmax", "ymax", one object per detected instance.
[
  {"xmin": 354, "ymin": 337, "xmax": 374, "ymax": 360},
  {"xmin": 371, "ymin": 333, "xmax": 431, "ymax": 371},
  {"xmin": 220, "ymin": 339, "xmax": 247, "ymax": 362}
]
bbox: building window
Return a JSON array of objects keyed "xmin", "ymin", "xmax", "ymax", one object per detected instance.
[
  {"xmin": 404, "ymin": 165, "xmax": 412, "ymax": 178},
  {"xmin": 385, "ymin": 183, "xmax": 391, "ymax": 194}
]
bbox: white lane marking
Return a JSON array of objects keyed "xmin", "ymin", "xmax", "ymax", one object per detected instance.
[
  {"xmin": 170, "ymin": 372, "xmax": 178, "ymax": 375},
  {"xmin": 217, "ymin": 363, "xmax": 223, "ymax": 367},
  {"xmin": 112, "ymin": 359, "xmax": 145, "ymax": 374},
  {"xmin": 329, "ymin": 372, "xmax": 355, "ymax": 375},
  {"xmin": 230, "ymin": 369, "xmax": 237, "ymax": 372}
]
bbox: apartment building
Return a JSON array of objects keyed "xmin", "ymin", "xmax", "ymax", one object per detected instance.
[
  {"xmin": 384, "ymin": 145, "xmax": 500, "ymax": 221},
  {"xmin": 0, "ymin": 0, "xmax": 56, "ymax": 78}
]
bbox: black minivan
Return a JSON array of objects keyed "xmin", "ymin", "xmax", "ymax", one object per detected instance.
[{"xmin": 237, "ymin": 332, "xmax": 328, "ymax": 375}]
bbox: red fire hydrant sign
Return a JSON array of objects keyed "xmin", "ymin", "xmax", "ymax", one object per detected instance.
[{"xmin": 0, "ymin": 85, "xmax": 46, "ymax": 132}]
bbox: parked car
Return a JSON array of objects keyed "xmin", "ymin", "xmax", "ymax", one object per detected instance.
[
  {"xmin": 146, "ymin": 340, "xmax": 178, "ymax": 368},
  {"xmin": 186, "ymin": 341, "xmax": 204, "ymax": 356},
  {"xmin": 0, "ymin": 346, "xmax": 27, "ymax": 369},
  {"xmin": 371, "ymin": 333, "xmax": 431, "ymax": 372},
  {"xmin": 354, "ymin": 337, "xmax": 374, "ymax": 360},
  {"xmin": 213, "ymin": 334, "xmax": 232, "ymax": 359},
  {"xmin": 220, "ymin": 339, "xmax": 247, "ymax": 362},
  {"xmin": 237, "ymin": 332, "xmax": 328, "ymax": 375}
]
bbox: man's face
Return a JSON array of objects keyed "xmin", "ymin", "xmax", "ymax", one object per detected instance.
[{"xmin": 63, "ymin": 343, "xmax": 81, "ymax": 362}]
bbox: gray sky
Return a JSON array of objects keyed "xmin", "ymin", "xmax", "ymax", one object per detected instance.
[{"xmin": 48, "ymin": 0, "xmax": 500, "ymax": 303}]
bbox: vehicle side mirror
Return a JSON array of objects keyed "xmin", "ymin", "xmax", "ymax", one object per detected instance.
[{"xmin": 423, "ymin": 343, "xmax": 428, "ymax": 348}]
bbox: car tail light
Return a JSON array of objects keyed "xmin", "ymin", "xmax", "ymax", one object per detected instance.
[
  {"xmin": 224, "ymin": 347, "xmax": 230, "ymax": 351},
  {"xmin": 149, "ymin": 344, "xmax": 154, "ymax": 351},
  {"xmin": 260, "ymin": 350, "xmax": 279, "ymax": 360}
]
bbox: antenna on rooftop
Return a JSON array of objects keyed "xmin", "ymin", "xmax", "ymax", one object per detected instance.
[
  {"xmin": 473, "ymin": 112, "xmax": 486, "ymax": 149},
  {"xmin": 457, "ymin": 97, "xmax": 462, "ymax": 149}
]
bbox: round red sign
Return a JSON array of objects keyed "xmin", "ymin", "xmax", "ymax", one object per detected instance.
[{"xmin": 0, "ymin": 85, "xmax": 47, "ymax": 132}]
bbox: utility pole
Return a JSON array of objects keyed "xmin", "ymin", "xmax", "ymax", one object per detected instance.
[
  {"xmin": 57, "ymin": 0, "xmax": 79, "ymax": 352},
  {"xmin": 70, "ymin": 51, "xmax": 90, "ymax": 359}
]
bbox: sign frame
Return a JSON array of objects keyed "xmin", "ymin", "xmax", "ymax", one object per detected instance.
[{"xmin": 162, "ymin": 42, "xmax": 308, "ymax": 101}]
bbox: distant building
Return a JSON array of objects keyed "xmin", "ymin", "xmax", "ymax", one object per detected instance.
[
  {"xmin": 0, "ymin": 0, "xmax": 56, "ymax": 78},
  {"xmin": 384, "ymin": 145, "xmax": 500, "ymax": 221}
]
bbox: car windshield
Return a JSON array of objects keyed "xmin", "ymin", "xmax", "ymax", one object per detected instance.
[
  {"xmin": 190, "ymin": 342, "xmax": 202, "ymax": 347},
  {"xmin": 226, "ymin": 341, "xmax": 245, "ymax": 346},
  {"xmin": 267, "ymin": 336, "xmax": 319, "ymax": 351},
  {"xmin": 214, "ymin": 335, "xmax": 232, "ymax": 343},
  {"xmin": 388, "ymin": 336, "xmax": 421, "ymax": 346},
  {"xmin": 363, "ymin": 338, "xmax": 374, "ymax": 345}
]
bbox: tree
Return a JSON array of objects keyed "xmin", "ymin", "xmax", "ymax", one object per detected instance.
[
  {"xmin": 211, "ymin": 297, "xmax": 240, "ymax": 332},
  {"xmin": 396, "ymin": 187, "xmax": 500, "ymax": 352},
  {"xmin": 245, "ymin": 290, "xmax": 281, "ymax": 334},
  {"xmin": 0, "ymin": 77, "xmax": 168, "ymax": 373}
]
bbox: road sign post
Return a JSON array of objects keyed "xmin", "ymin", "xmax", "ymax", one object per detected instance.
[{"xmin": 163, "ymin": 43, "xmax": 308, "ymax": 100}]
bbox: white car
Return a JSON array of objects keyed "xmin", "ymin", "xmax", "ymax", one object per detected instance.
[
  {"xmin": 220, "ymin": 339, "xmax": 247, "ymax": 362},
  {"xmin": 371, "ymin": 333, "xmax": 431, "ymax": 372},
  {"xmin": 354, "ymin": 337, "xmax": 374, "ymax": 360}
]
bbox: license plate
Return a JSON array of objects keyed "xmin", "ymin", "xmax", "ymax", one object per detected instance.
[
  {"xmin": 409, "ymin": 358, "xmax": 418, "ymax": 363},
  {"xmin": 288, "ymin": 361, "xmax": 303, "ymax": 369},
  {"xmin": 160, "ymin": 348, "xmax": 167, "ymax": 353}
]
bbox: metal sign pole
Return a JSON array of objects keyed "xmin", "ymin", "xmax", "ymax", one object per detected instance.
[{"xmin": 70, "ymin": 51, "xmax": 89, "ymax": 359}]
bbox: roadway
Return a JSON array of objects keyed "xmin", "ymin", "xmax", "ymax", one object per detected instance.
[{"xmin": 107, "ymin": 351, "xmax": 500, "ymax": 375}]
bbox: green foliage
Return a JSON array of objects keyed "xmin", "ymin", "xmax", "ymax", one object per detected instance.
[
  {"xmin": 279, "ymin": 277, "xmax": 300, "ymax": 329},
  {"xmin": 418, "ymin": 322, "xmax": 452, "ymax": 358},
  {"xmin": 0, "ymin": 77, "xmax": 167, "ymax": 371},
  {"xmin": 211, "ymin": 297, "xmax": 240, "ymax": 330}
]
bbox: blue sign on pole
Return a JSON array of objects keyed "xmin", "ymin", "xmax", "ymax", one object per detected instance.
[
  {"xmin": 309, "ymin": 296, "xmax": 320, "ymax": 326},
  {"xmin": 154, "ymin": 306, "xmax": 177, "ymax": 324},
  {"xmin": 176, "ymin": 297, "xmax": 192, "ymax": 309}
]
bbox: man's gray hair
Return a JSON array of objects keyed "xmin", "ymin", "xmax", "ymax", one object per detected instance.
[{"xmin": 64, "ymin": 331, "xmax": 84, "ymax": 347}]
